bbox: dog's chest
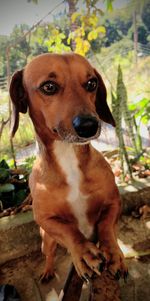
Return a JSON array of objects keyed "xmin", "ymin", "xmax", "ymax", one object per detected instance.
[{"xmin": 54, "ymin": 142, "xmax": 93, "ymax": 238}]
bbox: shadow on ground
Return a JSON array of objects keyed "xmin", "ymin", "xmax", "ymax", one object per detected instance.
[{"xmin": 0, "ymin": 215, "xmax": 150, "ymax": 301}]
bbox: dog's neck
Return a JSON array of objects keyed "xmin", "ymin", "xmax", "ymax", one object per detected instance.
[
  {"xmin": 53, "ymin": 140, "xmax": 91, "ymax": 163},
  {"xmin": 36, "ymin": 134, "xmax": 91, "ymax": 165}
]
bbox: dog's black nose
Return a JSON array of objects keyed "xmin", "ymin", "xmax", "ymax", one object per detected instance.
[{"xmin": 72, "ymin": 115, "xmax": 99, "ymax": 138}]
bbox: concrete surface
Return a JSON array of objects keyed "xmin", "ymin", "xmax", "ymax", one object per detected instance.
[
  {"xmin": 1, "ymin": 178, "xmax": 149, "ymax": 265},
  {"xmin": 119, "ymin": 216, "xmax": 150, "ymax": 301},
  {"xmin": 0, "ymin": 215, "xmax": 150, "ymax": 301},
  {"xmin": 0, "ymin": 211, "xmax": 41, "ymax": 265},
  {"xmin": 0, "ymin": 178, "xmax": 150, "ymax": 300}
]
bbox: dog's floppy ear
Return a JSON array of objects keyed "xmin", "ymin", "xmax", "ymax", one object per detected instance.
[
  {"xmin": 94, "ymin": 69, "xmax": 115, "ymax": 127},
  {"xmin": 9, "ymin": 70, "xmax": 28, "ymax": 137}
]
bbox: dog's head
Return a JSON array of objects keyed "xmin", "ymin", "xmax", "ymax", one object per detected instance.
[{"xmin": 10, "ymin": 53, "xmax": 115, "ymax": 145}]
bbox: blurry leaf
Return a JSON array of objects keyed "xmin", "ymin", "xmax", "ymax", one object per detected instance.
[
  {"xmin": 129, "ymin": 98, "xmax": 149, "ymax": 111},
  {"xmin": 0, "ymin": 159, "xmax": 9, "ymax": 169},
  {"xmin": 0, "ymin": 183, "xmax": 15, "ymax": 193},
  {"xmin": 51, "ymin": 29, "xmax": 60, "ymax": 36},
  {"xmin": 75, "ymin": 38, "xmax": 90, "ymax": 56},
  {"xmin": 105, "ymin": 0, "xmax": 114, "ymax": 11},
  {"xmin": 129, "ymin": 97, "xmax": 150, "ymax": 128},
  {"xmin": 71, "ymin": 12, "xmax": 81, "ymax": 23},
  {"xmin": 96, "ymin": 26, "xmax": 106, "ymax": 34},
  {"xmin": 128, "ymin": 103, "xmax": 137, "ymax": 111},
  {"xmin": 88, "ymin": 30, "xmax": 98, "ymax": 41},
  {"xmin": 15, "ymin": 190, "xmax": 27, "ymax": 205},
  {"xmin": 0, "ymin": 168, "xmax": 10, "ymax": 183},
  {"xmin": 141, "ymin": 115, "xmax": 148, "ymax": 124},
  {"xmin": 21, "ymin": 156, "xmax": 36, "ymax": 173},
  {"xmin": 95, "ymin": 8, "xmax": 104, "ymax": 15},
  {"xmin": 8, "ymin": 159, "xmax": 17, "ymax": 168},
  {"xmin": 88, "ymin": 15, "xmax": 98, "ymax": 27},
  {"xmin": 137, "ymin": 98, "xmax": 149, "ymax": 108},
  {"xmin": 135, "ymin": 107, "xmax": 146, "ymax": 118}
]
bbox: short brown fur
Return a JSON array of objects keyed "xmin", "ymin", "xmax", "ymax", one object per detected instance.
[{"xmin": 10, "ymin": 53, "xmax": 127, "ymax": 281}]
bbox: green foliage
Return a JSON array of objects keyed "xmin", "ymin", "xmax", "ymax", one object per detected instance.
[
  {"xmin": 29, "ymin": 24, "xmax": 53, "ymax": 56},
  {"xmin": 0, "ymin": 183, "xmax": 15, "ymax": 193},
  {"xmin": 20, "ymin": 156, "xmax": 36, "ymax": 174},
  {"xmin": 105, "ymin": 0, "xmax": 115, "ymax": 12},
  {"xmin": 111, "ymin": 62, "xmax": 150, "ymax": 179},
  {"xmin": 0, "ymin": 0, "xmax": 150, "ymax": 170},
  {"xmin": 139, "ymin": 153, "xmax": 150, "ymax": 169},
  {"xmin": 117, "ymin": 66, "xmax": 138, "ymax": 154},
  {"xmin": 112, "ymin": 65, "xmax": 137, "ymax": 178},
  {"xmin": 0, "ymin": 0, "xmax": 150, "ymax": 78},
  {"xmin": 0, "ymin": 168, "xmax": 10, "ymax": 183},
  {"xmin": 0, "ymin": 159, "xmax": 30, "ymax": 210},
  {"xmin": 142, "ymin": 1, "xmax": 150, "ymax": 31},
  {"xmin": 44, "ymin": 29, "xmax": 71, "ymax": 53},
  {"xmin": 69, "ymin": 8, "xmax": 106, "ymax": 55},
  {"xmin": 129, "ymin": 98, "xmax": 150, "ymax": 125},
  {"xmin": 0, "ymin": 159, "xmax": 9, "ymax": 169},
  {"xmin": 0, "ymin": 113, "xmax": 35, "ymax": 160},
  {"xmin": 129, "ymin": 97, "xmax": 150, "ymax": 151}
]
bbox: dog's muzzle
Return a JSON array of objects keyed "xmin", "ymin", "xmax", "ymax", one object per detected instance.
[{"xmin": 72, "ymin": 115, "xmax": 99, "ymax": 139}]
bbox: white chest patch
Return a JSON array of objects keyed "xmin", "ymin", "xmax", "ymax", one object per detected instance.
[{"xmin": 54, "ymin": 141, "xmax": 93, "ymax": 238}]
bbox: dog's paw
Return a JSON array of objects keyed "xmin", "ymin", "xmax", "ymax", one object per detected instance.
[
  {"xmin": 100, "ymin": 245, "xmax": 128, "ymax": 281},
  {"xmin": 39, "ymin": 252, "xmax": 56, "ymax": 283},
  {"xmin": 71, "ymin": 241, "xmax": 105, "ymax": 279},
  {"xmin": 40, "ymin": 269, "xmax": 55, "ymax": 283}
]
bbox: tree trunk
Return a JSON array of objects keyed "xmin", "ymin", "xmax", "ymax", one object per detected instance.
[
  {"xmin": 6, "ymin": 47, "xmax": 17, "ymax": 169},
  {"xmin": 67, "ymin": 0, "xmax": 78, "ymax": 51},
  {"xmin": 133, "ymin": 9, "xmax": 138, "ymax": 67}
]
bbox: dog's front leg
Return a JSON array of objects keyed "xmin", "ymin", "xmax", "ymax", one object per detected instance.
[
  {"xmin": 37, "ymin": 215, "xmax": 103, "ymax": 279},
  {"xmin": 40, "ymin": 228, "xmax": 57, "ymax": 282},
  {"xmin": 97, "ymin": 201, "xmax": 128, "ymax": 280}
]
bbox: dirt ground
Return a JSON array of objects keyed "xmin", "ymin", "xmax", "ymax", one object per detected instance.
[{"xmin": 0, "ymin": 215, "xmax": 150, "ymax": 301}]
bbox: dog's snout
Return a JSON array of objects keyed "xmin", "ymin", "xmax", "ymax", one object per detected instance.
[{"xmin": 72, "ymin": 115, "xmax": 99, "ymax": 138}]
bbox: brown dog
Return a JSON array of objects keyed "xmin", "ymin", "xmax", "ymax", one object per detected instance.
[{"xmin": 10, "ymin": 53, "xmax": 127, "ymax": 281}]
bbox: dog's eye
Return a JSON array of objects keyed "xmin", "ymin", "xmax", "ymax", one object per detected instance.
[
  {"xmin": 39, "ymin": 81, "xmax": 59, "ymax": 95},
  {"xmin": 85, "ymin": 78, "xmax": 98, "ymax": 92}
]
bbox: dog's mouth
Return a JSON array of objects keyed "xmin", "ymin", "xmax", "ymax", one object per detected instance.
[
  {"xmin": 55, "ymin": 129, "xmax": 101, "ymax": 144},
  {"xmin": 53, "ymin": 116, "xmax": 101, "ymax": 144}
]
